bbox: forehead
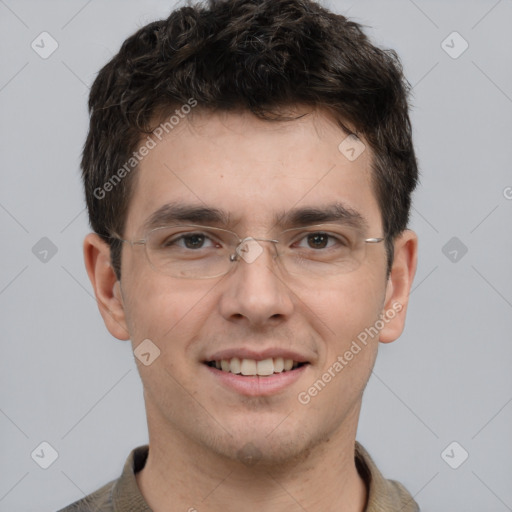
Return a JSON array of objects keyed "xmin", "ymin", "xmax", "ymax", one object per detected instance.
[{"xmin": 125, "ymin": 107, "xmax": 381, "ymax": 235}]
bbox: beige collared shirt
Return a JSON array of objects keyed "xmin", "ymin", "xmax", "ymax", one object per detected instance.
[{"xmin": 58, "ymin": 442, "xmax": 419, "ymax": 511}]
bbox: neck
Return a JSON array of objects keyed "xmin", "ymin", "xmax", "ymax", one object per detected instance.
[{"xmin": 136, "ymin": 405, "xmax": 368, "ymax": 512}]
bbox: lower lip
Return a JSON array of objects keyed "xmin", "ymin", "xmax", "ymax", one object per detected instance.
[{"xmin": 204, "ymin": 364, "xmax": 309, "ymax": 396}]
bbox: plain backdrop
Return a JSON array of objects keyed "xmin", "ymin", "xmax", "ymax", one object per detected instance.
[{"xmin": 0, "ymin": 1, "xmax": 511, "ymax": 510}]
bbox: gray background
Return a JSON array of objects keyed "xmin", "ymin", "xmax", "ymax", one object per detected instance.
[{"xmin": 0, "ymin": 0, "xmax": 511, "ymax": 510}]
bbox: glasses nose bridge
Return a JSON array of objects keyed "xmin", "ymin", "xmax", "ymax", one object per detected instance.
[{"xmin": 229, "ymin": 235, "xmax": 280, "ymax": 264}]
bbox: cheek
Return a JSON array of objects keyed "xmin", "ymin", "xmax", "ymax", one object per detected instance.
[
  {"xmin": 301, "ymin": 274, "xmax": 384, "ymax": 406},
  {"xmin": 296, "ymin": 270, "xmax": 384, "ymax": 346},
  {"xmin": 122, "ymin": 269, "xmax": 220, "ymax": 361}
]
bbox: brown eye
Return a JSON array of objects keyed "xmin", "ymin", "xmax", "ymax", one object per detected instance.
[
  {"xmin": 306, "ymin": 233, "xmax": 329, "ymax": 249},
  {"xmin": 182, "ymin": 234, "xmax": 206, "ymax": 249},
  {"xmin": 159, "ymin": 232, "xmax": 217, "ymax": 250}
]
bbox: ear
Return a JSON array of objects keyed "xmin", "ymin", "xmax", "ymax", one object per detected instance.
[
  {"xmin": 379, "ymin": 229, "xmax": 418, "ymax": 344},
  {"xmin": 83, "ymin": 233, "xmax": 130, "ymax": 340}
]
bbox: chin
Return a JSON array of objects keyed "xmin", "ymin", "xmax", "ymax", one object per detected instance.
[{"xmin": 206, "ymin": 421, "xmax": 321, "ymax": 469}]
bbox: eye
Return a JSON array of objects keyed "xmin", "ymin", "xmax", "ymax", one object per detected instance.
[
  {"xmin": 294, "ymin": 231, "xmax": 347, "ymax": 250},
  {"xmin": 163, "ymin": 232, "xmax": 219, "ymax": 250}
]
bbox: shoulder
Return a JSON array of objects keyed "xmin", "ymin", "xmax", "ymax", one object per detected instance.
[
  {"xmin": 56, "ymin": 479, "xmax": 115, "ymax": 512},
  {"xmin": 378, "ymin": 478, "xmax": 420, "ymax": 511},
  {"xmin": 355, "ymin": 441, "xmax": 420, "ymax": 512},
  {"xmin": 56, "ymin": 445, "xmax": 149, "ymax": 512}
]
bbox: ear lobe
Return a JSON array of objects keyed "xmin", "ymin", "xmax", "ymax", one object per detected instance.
[
  {"xmin": 83, "ymin": 233, "xmax": 130, "ymax": 341},
  {"xmin": 378, "ymin": 230, "xmax": 418, "ymax": 344}
]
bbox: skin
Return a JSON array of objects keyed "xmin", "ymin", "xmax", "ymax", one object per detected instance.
[{"xmin": 84, "ymin": 106, "xmax": 417, "ymax": 512}]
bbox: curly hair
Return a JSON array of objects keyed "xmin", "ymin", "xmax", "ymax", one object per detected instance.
[{"xmin": 82, "ymin": 0, "xmax": 418, "ymax": 280}]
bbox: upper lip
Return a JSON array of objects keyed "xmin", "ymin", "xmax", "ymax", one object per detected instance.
[{"xmin": 204, "ymin": 347, "xmax": 311, "ymax": 363}]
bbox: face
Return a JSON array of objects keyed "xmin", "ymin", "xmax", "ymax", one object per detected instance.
[{"xmin": 88, "ymin": 106, "xmax": 415, "ymax": 466}]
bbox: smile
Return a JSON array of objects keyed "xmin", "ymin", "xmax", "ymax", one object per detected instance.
[{"xmin": 205, "ymin": 357, "xmax": 305, "ymax": 376}]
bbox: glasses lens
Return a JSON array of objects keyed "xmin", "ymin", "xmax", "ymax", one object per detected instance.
[
  {"xmin": 145, "ymin": 226, "xmax": 234, "ymax": 278},
  {"xmin": 143, "ymin": 224, "xmax": 378, "ymax": 279},
  {"xmin": 278, "ymin": 224, "xmax": 368, "ymax": 277}
]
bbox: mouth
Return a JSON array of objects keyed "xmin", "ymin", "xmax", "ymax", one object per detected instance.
[
  {"xmin": 203, "ymin": 349, "xmax": 312, "ymax": 396},
  {"xmin": 204, "ymin": 357, "xmax": 308, "ymax": 376}
]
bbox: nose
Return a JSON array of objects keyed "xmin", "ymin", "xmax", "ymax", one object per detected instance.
[{"xmin": 218, "ymin": 238, "xmax": 294, "ymax": 327}]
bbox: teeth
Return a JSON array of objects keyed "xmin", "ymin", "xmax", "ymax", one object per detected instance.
[
  {"xmin": 230, "ymin": 357, "xmax": 241, "ymax": 374},
  {"xmin": 256, "ymin": 358, "xmax": 274, "ymax": 376},
  {"xmin": 274, "ymin": 357, "xmax": 284, "ymax": 372},
  {"xmin": 240, "ymin": 358, "xmax": 257, "ymax": 376},
  {"xmin": 210, "ymin": 357, "xmax": 302, "ymax": 376}
]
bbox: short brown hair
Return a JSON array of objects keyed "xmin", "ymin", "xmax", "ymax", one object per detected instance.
[{"xmin": 82, "ymin": 0, "xmax": 419, "ymax": 280}]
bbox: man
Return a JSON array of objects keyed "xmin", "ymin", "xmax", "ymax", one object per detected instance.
[{"xmin": 59, "ymin": 0, "xmax": 419, "ymax": 510}]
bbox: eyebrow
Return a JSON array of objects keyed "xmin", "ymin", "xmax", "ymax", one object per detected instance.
[
  {"xmin": 142, "ymin": 201, "xmax": 369, "ymax": 233},
  {"xmin": 276, "ymin": 203, "xmax": 369, "ymax": 232},
  {"xmin": 143, "ymin": 202, "xmax": 231, "ymax": 232}
]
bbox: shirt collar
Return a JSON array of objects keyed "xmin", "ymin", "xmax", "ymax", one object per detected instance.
[
  {"xmin": 355, "ymin": 441, "xmax": 419, "ymax": 511},
  {"xmin": 111, "ymin": 443, "xmax": 419, "ymax": 511}
]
